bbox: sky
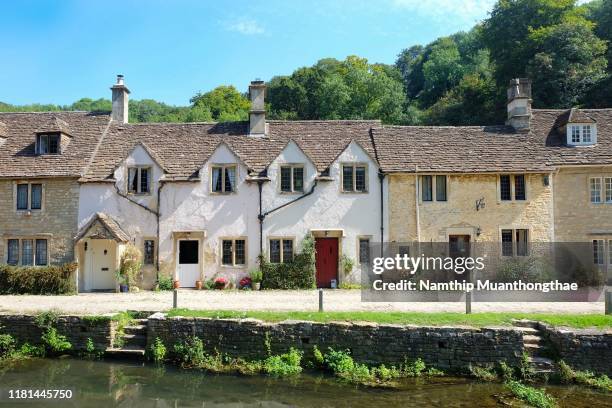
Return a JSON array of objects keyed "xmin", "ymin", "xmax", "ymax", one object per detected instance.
[{"xmin": 0, "ymin": 0, "xmax": 498, "ymax": 106}]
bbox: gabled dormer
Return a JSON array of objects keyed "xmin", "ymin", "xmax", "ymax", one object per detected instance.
[
  {"xmin": 35, "ymin": 117, "xmax": 72, "ymax": 155},
  {"xmin": 565, "ymin": 108, "xmax": 597, "ymax": 146}
]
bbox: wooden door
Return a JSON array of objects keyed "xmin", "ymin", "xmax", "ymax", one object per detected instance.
[{"xmin": 315, "ymin": 238, "xmax": 339, "ymax": 288}]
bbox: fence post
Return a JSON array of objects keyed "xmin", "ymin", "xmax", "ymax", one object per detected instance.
[
  {"xmin": 606, "ymin": 290, "xmax": 611, "ymax": 315},
  {"xmin": 173, "ymin": 289, "xmax": 178, "ymax": 309},
  {"xmin": 319, "ymin": 289, "xmax": 323, "ymax": 312},
  {"xmin": 465, "ymin": 291, "xmax": 472, "ymax": 314}
]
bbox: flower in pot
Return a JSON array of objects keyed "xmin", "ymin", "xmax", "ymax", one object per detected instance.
[
  {"xmin": 249, "ymin": 269, "xmax": 262, "ymax": 290},
  {"xmin": 115, "ymin": 270, "xmax": 129, "ymax": 293},
  {"xmin": 239, "ymin": 276, "xmax": 252, "ymax": 290},
  {"xmin": 213, "ymin": 277, "xmax": 227, "ymax": 290}
]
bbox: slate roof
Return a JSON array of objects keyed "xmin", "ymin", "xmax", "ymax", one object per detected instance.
[
  {"xmin": 0, "ymin": 111, "xmax": 110, "ymax": 178},
  {"xmin": 80, "ymin": 120, "xmax": 379, "ymax": 182},
  {"xmin": 75, "ymin": 212, "xmax": 130, "ymax": 242}
]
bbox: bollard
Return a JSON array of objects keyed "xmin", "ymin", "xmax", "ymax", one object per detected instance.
[
  {"xmin": 318, "ymin": 288, "xmax": 323, "ymax": 312},
  {"xmin": 465, "ymin": 291, "xmax": 472, "ymax": 314},
  {"xmin": 173, "ymin": 289, "xmax": 178, "ymax": 309},
  {"xmin": 606, "ymin": 290, "xmax": 612, "ymax": 315}
]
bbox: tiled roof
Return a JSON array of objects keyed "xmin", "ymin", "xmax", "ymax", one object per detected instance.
[
  {"xmin": 0, "ymin": 112, "xmax": 110, "ymax": 178},
  {"xmin": 75, "ymin": 212, "xmax": 130, "ymax": 242},
  {"xmin": 80, "ymin": 120, "xmax": 379, "ymax": 181},
  {"xmin": 567, "ymin": 108, "xmax": 596, "ymax": 124}
]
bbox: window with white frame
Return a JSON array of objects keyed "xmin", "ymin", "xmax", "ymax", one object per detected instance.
[
  {"xmin": 568, "ymin": 125, "xmax": 596, "ymax": 146},
  {"xmin": 128, "ymin": 167, "xmax": 151, "ymax": 194},
  {"xmin": 590, "ymin": 177, "xmax": 602, "ymax": 203},
  {"xmin": 269, "ymin": 238, "xmax": 294, "ymax": 263},
  {"xmin": 16, "ymin": 183, "xmax": 42, "ymax": 211},
  {"xmin": 212, "ymin": 165, "xmax": 236, "ymax": 194},
  {"xmin": 420, "ymin": 175, "xmax": 447, "ymax": 202},
  {"xmin": 501, "ymin": 229, "xmax": 529, "ymax": 256},
  {"xmin": 280, "ymin": 165, "xmax": 304, "ymax": 193},
  {"xmin": 593, "ymin": 239, "xmax": 605, "ymax": 265},
  {"xmin": 36, "ymin": 133, "xmax": 60, "ymax": 154},
  {"xmin": 500, "ymin": 175, "xmax": 526, "ymax": 201},
  {"xmin": 342, "ymin": 164, "xmax": 367, "ymax": 193},
  {"xmin": 6, "ymin": 238, "xmax": 48, "ymax": 266},
  {"xmin": 221, "ymin": 238, "xmax": 246, "ymax": 266},
  {"xmin": 606, "ymin": 177, "xmax": 612, "ymax": 203}
]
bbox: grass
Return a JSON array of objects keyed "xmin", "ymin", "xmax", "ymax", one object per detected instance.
[
  {"xmin": 505, "ymin": 380, "xmax": 557, "ymax": 408},
  {"xmin": 165, "ymin": 309, "xmax": 611, "ymax": 329}
]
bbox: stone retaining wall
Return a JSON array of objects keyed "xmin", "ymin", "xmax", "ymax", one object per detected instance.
[
  {"xmin": 0, "ymin": 314, "xmax": 116, "ymax": 352},
  {"xmin": 147, "ymin": 313, "xmax": 524, "ymax": 371},
  {"xmin": 540, "ymin": 324, "xmax": 612, "ymax": 376}
]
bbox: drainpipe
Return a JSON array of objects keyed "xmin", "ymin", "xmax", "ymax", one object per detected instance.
[
  {"xmin": 378, "ymin": 171, "xmax": 386, "ymax": 257},
  {"xmin": 258, "ymin": 181, "xmax": 264, "ymax": 255},
  {"xmin": 415, "ymin": 168, "xmax": 421, "ymax": 243},
  {"xmin": 156, "ymin": 181, "xmax": 165, "ymax": 282}
]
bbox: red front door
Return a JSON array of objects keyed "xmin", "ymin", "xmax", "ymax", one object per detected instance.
[{"xmin": 315, "ymin": 238, "xmax": 339, "ymax": 288}]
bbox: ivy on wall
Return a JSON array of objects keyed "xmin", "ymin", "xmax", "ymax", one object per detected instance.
[{"xmin": 260, "ymin": 234, "xmax": 316, "ymax": 289}]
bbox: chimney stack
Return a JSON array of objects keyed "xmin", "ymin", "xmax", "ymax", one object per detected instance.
[
  {"xmin": 506, "ymin": 78, "xmax": 532, "ymax": 132},
  {"xmin": 249, "ymin": 79, "xmax": 266, "ymax": 137},
  {"xmin": 111, "ymin": 74, "xmax": 130, "ymax": 124}
]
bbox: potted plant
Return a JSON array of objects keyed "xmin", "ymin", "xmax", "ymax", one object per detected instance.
[
  {"xmin": 117, "ymin": 243, "xmax": 142, "ymax": 292},
  {"xmin": 173, "ymin": 280, "xmax": 180, "ymax": 289},
  {"xmin": 239, "ymin": 276, "xmax": 252, "ymax": 290},
  {"xmin": 214, "ymin": 277, "xmax": 227, "ymax": 290},
  {"xmin": 116, "ymin": 270, "xmax": 129, "ymax": 293},
  {"xmin": 249, "ymin": 269, "xmax": 262, "ymax": 290},
  {"xmin": 195, "ymin": 280, "xmax": 203, "ymax": 290}
]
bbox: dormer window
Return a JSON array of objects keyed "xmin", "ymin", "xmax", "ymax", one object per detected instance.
[
  {"xmin": 568, "ymin": 124, "xmax": 596, "ymax": 146},
  {"xmin": 128, "ymin": 167, "xmax": 151, "ymax": 195},
  {"xmin": 37, "ymin": 133, "xmax": 60, "ymax": 154}
]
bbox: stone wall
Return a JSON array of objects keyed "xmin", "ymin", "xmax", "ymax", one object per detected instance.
[
  {"xmin": 147, "ymin": 314, "xmax": 524, "ymax": 370},
  {"xmin": 0, "ymin": 178, "xmax": 80, "ymax": 265},
  {"xmin": 541, "ymin": 324, "xmax": 612, "ymax": 376},
  {"xmin": 0, "ymin": 314, "xmax": 116, "ymax": 352}
]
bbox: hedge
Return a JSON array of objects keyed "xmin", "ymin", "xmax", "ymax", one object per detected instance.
[
  {"xmin": 0, "ymin": 263, "xmax": 77, "ymax": 295},
  {"xmin": 261, "ymin": 235, "xmax": 316, "ymax": 289}
]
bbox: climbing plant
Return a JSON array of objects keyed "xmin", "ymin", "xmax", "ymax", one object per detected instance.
[{"xmin": 260, "ymin": 234, "xmax": 316, "ymax": 289}]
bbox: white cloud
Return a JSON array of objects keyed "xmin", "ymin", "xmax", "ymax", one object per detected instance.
[
  {"xmin": 225, "ymin": 18, "xmax": 265, "ymax": 35},
  {"xmin": 391, "ymin": 0, "xmax": 495, "ymax": 25}
]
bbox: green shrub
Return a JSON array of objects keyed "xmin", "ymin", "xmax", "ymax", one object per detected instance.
[
  {"xmin": 263, "ymin": 348, "xmax": 303, "ymax": 377},
  {"xmin": 371, "ymin": 364, "xmax": 401, "ymax": 382},
  {"xmin": 260, "ymin": 234, "xmax": 316, "ymax": 289},
  {"xmin": 41, "ymin": 327, "xmax": 72, "ymax": 354},
  {"xmin": 557, "ymin": 361, "xmax": 612, "ymax": 392},
  {"xmin": 324, "ymin": 348, "xmax": 355, "ymax": 374},
  {"xmin": 498, "ymin": 361, "xmax": 514, "ymax": 382},
  {"xmin": 312, "ymin": 345, "xmax": 324, "ymax": 366},
  {"xmin": 0, "ymin": 264, "xmax": 76, "ymax": 295},
  {"xmin": 150, "ymin": 337, "xmax": 167, "ymax": 364},
  {"xmin": 157, "ymin": 275, "xmax": 173, "ymax": 291},
  {"xmin": 518, "ymin": 351, "xmax": 536, "ymax": 381},
  {"xmin": 0, "ymin": 334, "xmax": 16, "ymax": 358},
  {"xmin": 249, "ymin": 269, "xmax": 263, "ymax": 283},
  {"xmin": 173, "ymin": 336, "xmax": 207, "ymax": 368},
  {"xmin": 505, "ymin": 380, "xmax": 556, "ymax": 408},
  {"xmin": 19, "ymin": 343, "xmax": 45, "ymax": 357},
  {"xmin": 400, "ymin": 358, "xmax": 426, "ymax": 377},
  {"xmin": 469, "ymin": 364, "xmax": 498, "ymax": 382}
]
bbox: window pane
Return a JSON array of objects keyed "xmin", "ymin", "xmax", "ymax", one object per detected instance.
[
  {"xmin": 30, "ymin": 184, "xmax": 42, "ymax": 209},
  {"xmin": 7, "ymin": 239, "xmax": 19, "ymax": 265},
  {"xmin": 293, "ymin": 167, "xmax": 304, "ymax": 192},
  {"xmin": 500, "ymin": 175, "xmax": 511, "ymax": 201},
  {"xmin": 212, "ymin": 167, "xmax": 223, "ymax": 192},
  {"xmin": 571, "ymin": 126, "xmax": 580, "ymax": 143},
  {"xmin": 582, "ymin": 125, "xmax": 591, "ymax": 142},
  {"xmin": 140, "ymin": 168, "xmax": 149, "ymax": 193},
  {"xmin": 355, "ymin": 166, "xmax": 366, "ymax": 192},
  {"xmin": 38, "ymin": 134, "xmax": 48, "ymax": 154},
  {"xmin": 35, "ymin": 239, "xmax": 47, "ymax": 266},
  {"xmin": 270, "ymin": 239, "xmax": 281, "ymax": 263},
  {"xmin": 514, "ymin": 175, "xmax": 526, "ymax": 200},
  {"xmin": 359, "ymin": 238, "xmax": 370, "ymax": 264},
  {"xmin": 605, "ymin": 178, "xmax": 612, "ymax": 203},
  {"xmin": 234, "ymin": 240, "xmax": 246, "ymax": 265},
  {"xmin": 22, "ymin": 239, "xmax": 33, "ymax": 265},
  {"xmin": 282, "ymin": 240, "xmax": 293, "ymax": 263},
  {"xmin": 342, "ymin": 166, "xmax": 354, "ymax": 192},
  {"xmin": 421, "ymin": 175, "xmax": 432, "ymax": 201},
  {"xmin": 280, "ymin": 167, "xmax": 292, "ymax": 192},
  {"xmin": 435, "ymin": 175, "xmax": 447, "ymax": 201},
  {"xmin": 590, "ymin": 178, "xmax": 602, "ymax": 203},
  {"xmin": 49, "ymin": 134, "xmax": 59, "ymax": 153},
  {"xmin": 222, "ymin": 240, "xmax": 233, "ymax": 265},
  {"xmin": 225, "ymin": 167, "xmax": 236, "ymax": 193},
  {"xmin": 609, "ymin": 240, "xmax": 612, "ymax": 266},
  {"xmin": 501, "ymin": 230, "xmax": 513, "ymax": 256},
  {"xmin": 16, "ymin": 184, "xmax": 28, "ymax": 210},
  {"xmin": 593, "ymin": 240, "xmax": 604, "ymax": 265},
  {"xmin": 144, "ymin": 240, "xmax": 154, "ymax": 264},
  {"xmin": 516, "ymin": 229, "xmax": 528, "ymax": 256},
  {"xmin": 128, "ymin": 168, "xmax": 138, "ymax": 193}
]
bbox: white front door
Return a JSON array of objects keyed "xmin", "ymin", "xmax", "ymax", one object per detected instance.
[
  {"xmin": 178, "ymin": 240, "xmax": 200, "ymax": 288},
  {"xmin": 86, "ymin": 239, "xmax": 116, "ymax": 291}
]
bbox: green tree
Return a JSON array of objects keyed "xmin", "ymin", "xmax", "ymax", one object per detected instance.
[{"xmin": 189, "ymin": 85, "xmax": 250, "ymax": 121}]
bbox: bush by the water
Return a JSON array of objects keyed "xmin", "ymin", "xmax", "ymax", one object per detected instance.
[
  {"xmin": 0, "ymin": 263, "xmax": 76, "ymax": 294},
  {"xmin": 260, "ymin": 234, "xmax": 316, "ymax": 289},
  {"xmin": 505, "ymin": 380, "xmax": 556, "ymax": 408}
]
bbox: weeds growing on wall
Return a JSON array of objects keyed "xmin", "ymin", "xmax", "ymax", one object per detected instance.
[
  {"xmin": 557, "ymin": 361, "xmax": 612, "ymax": 392},
  {"xmin": 149, "ymin": 337, "xmax": 167, "ymax": 364},
  {"xmin": 260, "ymin": 234, "xmax": 316, "ymax": 289},
  {"xmin": 0, "ymin": 264, "xmax": 76, "ymax": 295}
]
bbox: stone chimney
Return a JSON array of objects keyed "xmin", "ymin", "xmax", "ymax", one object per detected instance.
[
  {"xmin": 249, "ymin": 79, "xmax": 266, "ymax": 137},
  {"xmin": 111, "ymin": 74, "xmax": 130, "ymax": 124},
  {"xmin": 506, "ymin": 78, "xmax": 532, "ymax": 132}
]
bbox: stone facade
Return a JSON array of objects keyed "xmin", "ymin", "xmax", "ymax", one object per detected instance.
[
  {"xmin": 388, "ymin": 173, "xmax": 554, "ymax": 243},
  {"xmin": 0, "ymin": 178, "xmax": 80, "ymax": 265}
]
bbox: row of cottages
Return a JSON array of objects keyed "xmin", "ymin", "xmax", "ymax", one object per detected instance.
[{"xmin": 0, "ymin": 76, "xmax": 611, "ymax": 291}]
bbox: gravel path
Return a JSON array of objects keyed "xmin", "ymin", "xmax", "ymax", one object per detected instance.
[{"xmin": 0, "ymin": 290, "xmax": 604, "ymax": 315}]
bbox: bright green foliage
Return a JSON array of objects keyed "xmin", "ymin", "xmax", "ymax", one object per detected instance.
[
  {"xmin": 0, "ymin": 334, "xmax": 16, "ymax": 357},
  {"xmin": 498, "ymin": 361, "xmax": 515, "ymax": 382},
  {"xmin": 261, "ymin": 234, "xmax": 316, "ymax": 289},
  {"xmin": 0, "ymin": 264, "xmax": 76, "ymax": 295},
  {"xmin": 19, "ymin": 343, "xmax": 45, "ymax": 358},
  {"xmin": 312, "ymin": 345, "xmax": 324, "ymax": 366},
  {"xmin": 150, "ymin": 337, "xmax": 167, "ymax": 364},
  {"xmin": 263, "ymin": 348, "xmax": 303, "ymax": 376},
  {"xmin": 156, "ymin": 274, "xmax": 173, "ymax": 291},
  {"xmin": 41, "ymin": 328, "xmax": 72, "ymax": 354},
  {"xmin": 400, "ymin": 357, "xmax": 426, "ymax": 377},
  {"xmin": 190, "ymin": 85, "xmax": 250, "ymax": 122},
  {"xmin": 86, "ymin": 338, "xmax": 95, "ymax": 354},
  {"xmin": 558, "ymin": 360, "xmax": 612, "ymax": 392},
  {"xmin": 173, "ymin": 336, "xmax": 207, "ymax": 368},
  {"xmin": 34, "ymin": 310, "xmax": 60, "ymax": 329},
  {"xmin": 505, "ymin": 380, "xmax": 557, "ymax": 408},
  {"xmin": 469, "ymin": 364, "xmax": 498, "ymax": 381}
]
